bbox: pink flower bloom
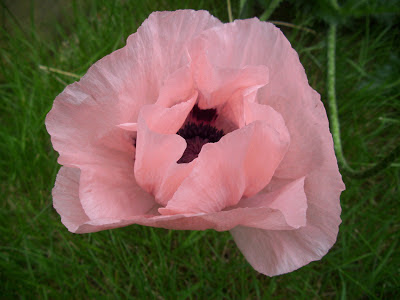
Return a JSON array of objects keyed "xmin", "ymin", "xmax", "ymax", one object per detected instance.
[{"xmin": 46, "ymin": 10, "xmax": 345, "ymax": 276}]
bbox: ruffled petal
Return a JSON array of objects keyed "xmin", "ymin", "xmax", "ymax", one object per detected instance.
[
  {"xmin": 52, "ymin": 167, "xmax": 89, "ymax": 232},
  {"xmin": 188, "ymin": 30, "xmax": 268, "ymax": 109},
  {"xmin": 46, "ymin": 86, "xmax": 131, "ymax": 168},
  {"xmin": 260, "ymin": 59, "xmax": 329, "ymax": 179},
  {"xmin": 156, "ymin": 64, "xmax": 195, "ymax": 108},
  {"xmin": 79, "ymin": 163, "xmax": 156, "ymax": 220},
  {"xmin": 193, "ymin": 62, "xmax": 269, "ymax": 109},
  {"xmin": 160, "ymin": 117, "xmax": 290, "ymax": 215},
  {"xmin": 237, "ymin": 177, "xmax": 307, "ymax": 229},
  {"xmin": 189, "ymin": 18, "xmax": 276, "ymax": 69},
  {"xmin": 138, "ymin": 92, "xmax": 197, "ymax": 134},
  {"xmin": 134, "ymin": 96, "xmax": 197, "ymax": 206},
  {"xmin": 230, "ymin": 168, "xmax": 344, "ymax": 276}
]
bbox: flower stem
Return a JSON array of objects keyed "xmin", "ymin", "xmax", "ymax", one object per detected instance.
[
  {"xmin": 327, "ymin": 23, "xmax": 400, "ymax": 179},
  {"xmin": 227, "ymin": 0, "xmax": 233, "ymax": 23},
  {"xmin": 327, "ymin": 24, "xmax": 349, "ymax": 170}
]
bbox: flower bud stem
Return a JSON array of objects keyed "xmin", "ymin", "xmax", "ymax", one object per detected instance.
[
  {"xmin": 327, "ymin": 23, "xmax": 400, "ymax": 179},
  {"xmin": 227, "ymin": 0, "xmax": 233, "ymax": 23}
]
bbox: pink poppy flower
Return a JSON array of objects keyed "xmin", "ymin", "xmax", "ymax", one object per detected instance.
[{"xmin": 46, "ymin": 10, "xmax": 345, "ymax": 276}]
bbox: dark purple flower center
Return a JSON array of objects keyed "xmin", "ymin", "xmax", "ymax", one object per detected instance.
[{"xmin": 176, "ymin": 105, "xmax": 224, "ymax": 164}]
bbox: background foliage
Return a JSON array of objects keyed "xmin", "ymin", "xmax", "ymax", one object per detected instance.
[{"xmin": 1, "ymin": 0, "xmax": 399, "ymax": 298}]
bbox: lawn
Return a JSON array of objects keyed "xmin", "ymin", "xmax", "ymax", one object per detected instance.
[{"xmin": 1, "ymin": 0, "xmax": 399, "ymax": 298}]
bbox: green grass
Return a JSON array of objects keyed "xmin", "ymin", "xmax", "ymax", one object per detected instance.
[{"xmin": 1, "ymin": 0, "xmax": 399, "ymax": 298}]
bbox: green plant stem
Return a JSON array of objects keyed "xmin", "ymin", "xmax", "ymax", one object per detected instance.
[
  {"xmin": 227, "ymin": 0, "xmax": 233, "ymax": 22},
  {"xmin": 327, "ymin": 23, "xmax": 400, "ymax": 179},
  {"xmin": 327, "ymin": 24, "xmax": 350, "ymax": 171}
]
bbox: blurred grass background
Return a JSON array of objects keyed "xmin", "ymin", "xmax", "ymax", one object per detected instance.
[{"xmin": 1, "ymin": 0, "xmax": 399, "ymax": 298}]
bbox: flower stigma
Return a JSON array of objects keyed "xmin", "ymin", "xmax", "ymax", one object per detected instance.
[{"xmin": 176, "ymin": 104, "xmax": 224, "ymax": 163}]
